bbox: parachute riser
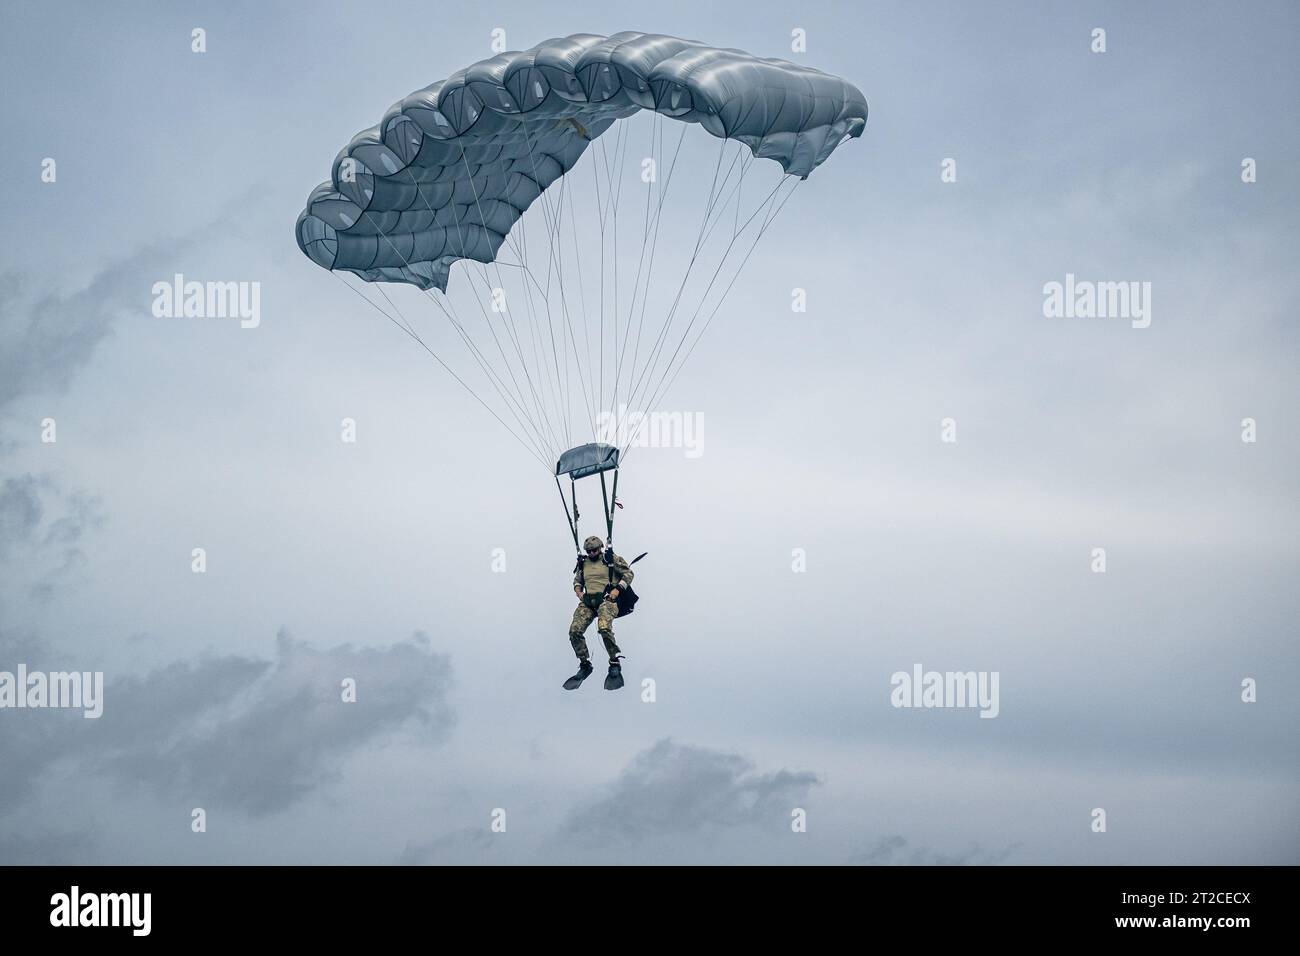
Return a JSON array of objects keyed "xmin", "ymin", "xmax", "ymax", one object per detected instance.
[
  {"xmin": 555, "ymin": 476, "xmax": 580, "ymax": 554},
  {"xmin": 599, "ymin": 469, "xmax": 620, "ymax": 549}
]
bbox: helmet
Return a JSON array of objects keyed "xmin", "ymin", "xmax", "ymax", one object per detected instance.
[{"xmin": 583, "ymin": 535, "xmax": 604, "ymax": 552}]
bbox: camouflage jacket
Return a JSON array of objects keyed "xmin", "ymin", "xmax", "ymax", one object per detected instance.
[{"xmin": 574, "ymin": 553, "xmax": 634, "ymax": 597}]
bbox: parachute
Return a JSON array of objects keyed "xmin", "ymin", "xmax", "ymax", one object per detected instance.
[{"xmin": 296, "ymin": 31, "xmax": 867, "ymax": 551}]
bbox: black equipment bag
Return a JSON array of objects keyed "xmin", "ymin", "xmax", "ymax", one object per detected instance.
[
  {"xmin": 613, "ymin": 583, "xmax": 639, "ymax": 617},
  {"xmin": 612, "ymin": 551, "xmax": 647, "ymax": 617}
]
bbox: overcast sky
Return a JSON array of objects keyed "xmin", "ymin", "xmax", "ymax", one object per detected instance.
[{"xmin": 1, "ymin": 0, "xmax": 1296, "ymax": 865}]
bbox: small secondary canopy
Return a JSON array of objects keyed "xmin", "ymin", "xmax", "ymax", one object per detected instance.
[{"xmin": 556, "ymin": 442, "xmax": 619, "ymax": 480}]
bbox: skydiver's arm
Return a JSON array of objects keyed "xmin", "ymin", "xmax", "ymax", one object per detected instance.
[{"xmin": 611, "ymin": 554, "xmax": 634, "ymax": 590}]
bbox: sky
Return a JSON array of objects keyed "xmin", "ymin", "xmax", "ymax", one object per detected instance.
[{"xmin": 0, "ymin": 0, "xmax": 1297, "ymax": 865}]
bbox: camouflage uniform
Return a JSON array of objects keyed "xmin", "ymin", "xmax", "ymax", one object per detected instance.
[{"xmin": 569, "ymin": 537, "xmax": 635, "ymax": 663}]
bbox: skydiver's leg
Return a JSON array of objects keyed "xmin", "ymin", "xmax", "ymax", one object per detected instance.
[
  {"xmin": 568, "ymin": 603, "xmax": 596, "ymax": 661},
  {"xmin": 597, "ymin": 599, "xmax": 621, "ymax": 661}
]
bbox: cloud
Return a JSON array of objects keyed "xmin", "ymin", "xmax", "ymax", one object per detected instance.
[
  {"xmin": 0, "ymin": 628, "xmax": 456, "ymax": 818},
  {"xmin": 0, "ymin": 473, "xmax": 45, "ymax": 554},
  {"xmin": 0, "ymin": 258, "xmax": 141, "ymax": 410},
  {"xmin": 560, "ymin": 738, "xmax": 819, "ymax": 844},
  {"xmin": 849, "ymin": 835, "xmax": 1020, "ymax": 866},
  {"xmin": 0, "ymin": 827, "xmax": 99, "ymax": 866},
  {"xmin": 0, "ymin": 472, "xmax": 103, "ymax": 605},
  {"xmin": 0, "ymin": 193, "xmax": 259, "ymax": 412},
  {"xmin": 398, "ymin": 826, "xmax": 494, "ymax": 865}
]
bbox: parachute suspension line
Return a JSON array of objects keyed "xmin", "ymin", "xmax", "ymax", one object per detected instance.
[
  {"xmin": 591, "ymin": 122, "xmax": 623, "ymax": 427},
  {"xmin": 534, "ymin": 168, "xmax": 576, "ymax": 448},
  {"xmin": 406, "ymin": 286, "xmax": 555, "ymax": 465},
  {"xmin": 652, "ymin": 176, "xmax": 797, "ymax": 405},
  {"xmin": 330, "ymin": 270, "xmax": 550, "ymax": 471},
  {"xmin": 625, "ymin": 150, "xmax": 776, "ymax": 416},
  {"xmin": 560, "ymin": 166, "xmax": 598, "ymax": 443},
  {"xmin": 590, "ymin": 137, "xmax": 604, "ymax": 422},
  {"xmin": 626, "ymin": 171, "xmax": 789, "ymax": 433},
  {"xmin": 559, "ymin": 176, "xmax": 580, "ymax": 444},
  {"xmin": 422, "ymin": 287, "xmax": 549, "ymax": 457},
  {"xmin": 553, "ymin": 162, "xmax": 598, "ymax": 446},
  {"xmin": 611, "ymin": 111, "xmax": 662, "ymax": 423},
  {"xmin": 605, "ymin": 120, "xmax": 631, "ymax": 443},
  {"xmin": 422, "ymin": 282, "xmax": 552, "ymax": 457},
  {"xmin": 385, "ymin": 176, "xmax": 550, "ymax": 453},
  {"xmin": 456, "ymin": 145, "xmax": 567, "ymax": 460},
  {"xmin": 593, "ymin": 121, "xmax": 631, "ymax": 439},
  {"xmin": 463, "ymin": 173, "xmax": 559, "ymax": 453},
  {"xmin": 439, "ymin": 152, "xmax": 553, "ymax": 456},
  {"xmin": 622, "ymin": 174, "xmax": 802, "ymax": 464},
  {"xmin": 556, "ymin": 476, "xmax": 580, "ymax": 552},
  {"xmin": 485, "ymin": 148, "xmax": 570, "ymax": 453},
  {"xmin": 520, "ymin": 123, "xmax": 600, "ymax": 444},
  {"xmin": 353, "ymin": 208, "xmax": 551, "ymax": 460},
  {"xmin": 422, "ymin": 289, "xmax": 558, "ymax": 460},
  {"xmin": 514, "ymin": 125, "xmax": 601, "ymax": 454},
  {"xmin": 356, "ymin": 207, "xmax": 557, "ymax": 461},
  {"xmin": 552, "ymin": 155, "xmax": 599, "ymax": 446},
  {"xmin": 498, "ymin": 133, "xmax": 588, "ymax": 450},
  {"xmin": 622, "ymin": 136, "xmax": 732, "ymax": 409},
  {"xmin": 610, "ymin": 112, "xmax": 656, "ymax": 434},
  {"xmin": 619, "ymin": 144, "xmax": 758, "ymax": 426},
  {"xmin": 700, "ymin": 149, "xmax": 756, "ymax": 249},
  {"xmin": 591, "ymin": 133, "xmax": 608, "ymax": 428},
  {"xmin": 619, "ymin": 118, "xmax": 687, "ymax": 430},
  {"xmin": 446, "ymin": 232, "xmax": 543, "ymax": 448},
  {"xmin": 618, "ymin": 135, "xmax": 736, "ymax": 422}
]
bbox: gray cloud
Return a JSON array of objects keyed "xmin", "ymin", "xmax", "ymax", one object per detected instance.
[
  {"xmin": 0, "ymin": 472, "xmax": 103, "ymax": 606},
  {"xmin": 95, "ymin": 629, "xmax": 456, "ymax": 815},
  {"xmin": 0, "ymin": 473, "xmax": 44, "ymax": 552},
  {"xmin": 849, "ymin": 835, "xmax": 1021, "ymax": 866},
  {"xmin": 399, "ymin": 826, "xmax": 494, "ymax": 865},
  {"xmin": 0, "ymin": 191, "xmax": 259, "ymax": 413},
  {"xmin": 0, "ymin": 628, "xmax": 455, "ymax": 817},
  {"xmin": 0, "ymin": 627, "xmax": 77, "ymax": 811},
  {"xmin": 0, "ymin": 827, "xmax": 99, "ymax": 866},
  {"xmin": 0, "ymin": 262, "xmax": 138, "ymax": 411},
  {"xmin": 560, "ymin": 739, "xmax": 819, "ymax": 844}
]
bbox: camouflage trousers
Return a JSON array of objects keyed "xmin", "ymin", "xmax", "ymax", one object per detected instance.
[{"xmin": 569, "ymin": 596, "xmax": 621, "ymax": 662}]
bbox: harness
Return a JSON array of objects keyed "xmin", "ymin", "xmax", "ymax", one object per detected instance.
[{"xmin": 574, "ymin": 550, "xmax": 648, "ymax": 615}]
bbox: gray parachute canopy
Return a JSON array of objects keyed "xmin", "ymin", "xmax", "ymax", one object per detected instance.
[{"xmin": 295, "ymin": 31, "xmax": 868, "ymax": 292}]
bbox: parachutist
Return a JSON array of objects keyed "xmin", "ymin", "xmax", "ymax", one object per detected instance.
[
  {"xmin": 568, "ymin": 535, "xmax": 634, "ymax": 670},
  {"xmin": 295, "ymin": 35, "xmax": 862, "ymax": 695}
]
